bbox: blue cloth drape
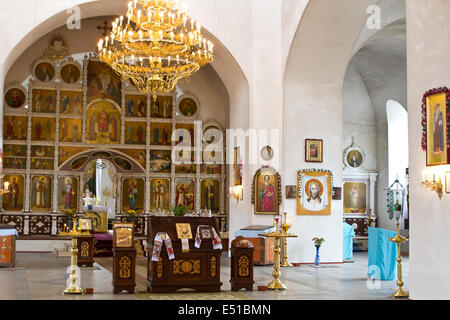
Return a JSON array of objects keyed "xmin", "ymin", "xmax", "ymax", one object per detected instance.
[
  {"xmin": 343, "ymin": 222, "xmax": 355, "ymax": 260},
  {"xmin": 368, "ymin": 227, "xmax": 398, "ymax": 280}
]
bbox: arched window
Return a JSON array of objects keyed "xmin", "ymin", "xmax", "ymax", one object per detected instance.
[{"xmin": 386, "ymin": 99, "xmax": 408, "ymax": 185}]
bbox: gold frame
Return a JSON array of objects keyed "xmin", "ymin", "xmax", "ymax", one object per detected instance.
[
  {"xmin": 297, "ymin": 170, "xmax": 332, "ymax": 216},
  {"xmin": 77, "ymin": 218, "xmax": 93, "ymax": 231},
  {"xmin": 113, "ymin": 223, "xmax": 134, "ymax": 248},
  {"xmin": 176, "ymin": 223, "xmax": 193, "ymax": 239}
]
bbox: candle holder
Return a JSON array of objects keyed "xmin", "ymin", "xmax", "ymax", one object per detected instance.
[
  {"xmin": 422, "ymin": 177, "xmax": 443, "ymax": 200},
  {"xmin": 259, "ymin": 217, "xmax": 297, "ymax": 290},
  {"xmin": 389, "ymin": 222, "xmax": 409, "ymax": 299},
  {"xmin": 280, "ymin": 212, "xmax": 294, "ymax": 267},
  {"xmin": 59, "ymin": 217, "xmax": 91, "ymax": 294}
]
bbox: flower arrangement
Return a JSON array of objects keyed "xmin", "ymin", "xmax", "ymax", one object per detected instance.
[
  {"xmin": 64, "ymin": 209, "xmax": 74, "ymax": 217},
  {"xmin": 171, "ymin": 206, "xmax": 188, "ymax": 217},
  {"xmin": 127, "ymin": 210, "xmax": 137, "ymax": 217},
  {"xmin": 421, "ymin": 87, "xmax": 450, "ymax": 151},
  {"xmin": 312, "ymin": 237, "xmax": 325, "ymax": 248}
]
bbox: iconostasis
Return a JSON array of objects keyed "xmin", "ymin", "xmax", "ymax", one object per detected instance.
[{"xmin": 2, "ymin": 55, "xmax": 227, "ymax": 232}]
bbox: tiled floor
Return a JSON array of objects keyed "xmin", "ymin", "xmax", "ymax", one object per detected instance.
[{"xmin": 0, "ymin": 252, "xmax": 408, "ymax": 300}]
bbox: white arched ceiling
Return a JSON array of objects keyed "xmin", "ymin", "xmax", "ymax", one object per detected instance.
[
  {"xmin": 343, "ymin": 15, "xmax": 406, "ymax": 232},
  {"xmin": 284, "ymin": 0, "xmax": 378, "ymax": 263}
]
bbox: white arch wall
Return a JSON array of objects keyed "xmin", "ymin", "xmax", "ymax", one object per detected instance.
[
  {"xmin": 407, "ymin": 0, "xmax": 450, "ymax": 300},
  {"xmin": 284, "ymin": 0, "xmax": 378, "ymax": 263}
]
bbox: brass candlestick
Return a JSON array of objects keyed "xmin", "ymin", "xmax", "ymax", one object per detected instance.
[
  {"xmin": 259, "ymin": 217, "xmax": 297, "ymax": 290},
  {"xmin": 280, "ymin": 212, "xmax": 293, "ymax": 267},
  {"xmin": 59, "ymin": 217, "xmax": 91, "ymax": 295},
  {"xmin": 389, "ymin": 222, "xmax": 409, "ymax": 299}
]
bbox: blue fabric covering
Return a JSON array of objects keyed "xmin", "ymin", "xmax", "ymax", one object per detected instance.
[
  {"xmin": 343, "ymin": 222, "xmax": 355, "ymax": 260},
  {"xmin": 368, "ymin": 227, "xmax": 398, "ymax": 280},
  {"xmin": 235, "ymin": 226, "xmax": 275, "ymax": 239}
]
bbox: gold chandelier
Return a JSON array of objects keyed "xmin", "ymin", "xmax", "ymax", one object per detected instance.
[{"xmin": 98, "ymin": 0, "xmax": 214, "ymax": 97}]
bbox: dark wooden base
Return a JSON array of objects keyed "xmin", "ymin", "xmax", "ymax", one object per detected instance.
[
  {"xmin": 146, "ymin": 280, "xmax": 222, "ymax": 293},
  {"xmin": 77, "ymin": 236, "xmax": 94, "ymax": 268},
  {"xmin": 114, "ymin": 286, "xmax": 135, "ymax": 294}
]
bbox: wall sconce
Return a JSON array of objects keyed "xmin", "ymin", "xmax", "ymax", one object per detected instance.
[
  {"xmin": 229, "ymin": 185, "xmax": 243, "ymax": 202},
  {"xmin": 422, "ymin": 169, "xmax": 443, "ymax": 200},
  {"xmin": 0, "ymin": 181, "xmax": 9, "ymax": 196}
]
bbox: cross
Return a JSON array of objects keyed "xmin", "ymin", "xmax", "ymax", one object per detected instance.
[{"xmin": 97, "ymin": 21, "xmax": 112, "ymax": 37}]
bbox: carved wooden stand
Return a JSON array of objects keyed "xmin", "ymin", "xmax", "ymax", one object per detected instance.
[
  {"xmin": 230, "ymin": 237, "xmax": 254, "ymax": 291},
  {"xmin": 112, "ymin": 248, "xmax": 136, "ymax": 294},
  {"xmin": 77, "ymin": 235, "xmax": 94, "ymax": 267}
]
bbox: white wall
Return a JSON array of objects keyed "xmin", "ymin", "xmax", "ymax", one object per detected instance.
[
  {"xmin": 406, "ymin": 0, "xmax": 450, "ymax": 300},
  {"xmin": 284, "ymin": 0, "xmax": 377, "ymax": 263}
]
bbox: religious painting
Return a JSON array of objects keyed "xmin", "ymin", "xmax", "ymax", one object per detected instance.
[
  {"xmin": 150, "ymin": 150, "xmax": 171, "ymax": 173},
  {"xmin": 174, "ymin": 178, "xmax": 195, "ymax": 212},
  {"xmin": 113, "ymin": 223, "xmax": 134, "ymax": 248},
  {"xmin": 121, "ymin": 149, "xmax": 146, "ymax": 169},
  {"xmin": 31, "ymin": 117, "xmax": 55, "ymax": 141},
  {"xmin": 3, "ymin": 144, "xmax": 27, "ymax": 169},
  {"xmin": 200, "ymin": 164, "xmax": 222, "ymax": 175},
  {"xmin": 424, "ymin": 89, "xmax": 449, "ymax": 166},
  {"xmin": 201, "ymin": 180, "xmax": 220, "ymax": 214},
  {"xmin": 179, "ymin": 97, "xmax": 198, "ymax": 117},
  {"xmin": 122, "ymin": 178, "xmax": 145, "ymax": 213},
  {"xmin": 234, "ymin": 147, "xmax": 242, "ymax": 186},
  {"xmin": 60, "ymin": 64, "xmax": 81, "ymax": 84},
  {"xmin": 114, "ymin": 157, "xmax": 133, "ymax": 171},
  {"xmin": 176, "ymin": 223, "xmax": 193, "ymax": 239},
  {"xmin": 150, "ymin": 178, "xmax": 170, "ymax": 211},
  {"xmin": 151, "ymin": 122, "xmax": 172, "ymax": 146},
  {"xmin": 34, "ymin": 62, "xmax": 55, "ymax": 82},
  {"xmin": 59, "ymin": 119, "xmax": 82, "ymax": 142},
  {"xmin": 4, "ymin": 87, "xmax": 26, "ymax": 109},
  {"xmin": 31, "ymin": 176, "xmax": 52, "ymax": 212},
  {"xmin": 151, "ymin": 95, "xmax": 173, "ymax": 119},
  {"xmin": 87, "ymin": 61, "xmax": 122, "ymax": 105},
  {"xmin": 305, "ymin": 139, "xmax": 323, "ymax": 163},
  {"xmin": 60, "ymin": 91, "xmax": 82, "ymax": 115},
  {"xmin": 58, "ymin": 176, "xmax": 78, "ymax": 212},
  {"xmin": 126, "ymin": 94, "xmax": 147, "ymax": 117},
  {"xmin": 346, "ymin": 149, "xmax": 363, "ymax": 168},
  {"xmin": 31, "ymin": 159, "xmax": 54, "ymax": 170},
  {"xmin": 125, "ymin": 121, "xmax": 147, "ymax": 145},
  {"xmin": 297, "ymin": 169, "xmax": 332, "ymax": 216},
  {"xmin": 86, "ymin": 101, "xmax": 121, "ymax": 144},
  {"xmin": 3, "ymin": 116, "xmax": 27, "ymax": 140},
  {"xmin": 343, "ymin": 182, "xmax": 367, "ymax": 214},
  {"xmin": 286, "ymin": 185, "xmax": 297, "ymax": 199},
  {"xmin": 71, "ymin": 156, "xmax": 89, "ymax": 170},
  {"xmin": 91, "ymin": 151, "xmax": 112, "ymax": 159},
  {"xmin": 175, "ymin": 123, "xmax": 195, "ymax": 146},
  {"xmin": 252, "ymin": 167, "xmax": 281, "ymax": 215},
  {"xmin": 175, "ymin": 151, "xmax": 196, "ymax": 174},
  {"xmin": 58, "ymin": 147, "xmax": 90, "ymax": 166},
  {"xmin": 32, "ymin": 89, "xmax": 56, "ymax": 113},
  {"xmin": 2, "ymin": 175, "xmax": 24, "ymax": 211},
  {"xmin": 78, "ymin": 218, "xmax": 92, "ymax": 232}
]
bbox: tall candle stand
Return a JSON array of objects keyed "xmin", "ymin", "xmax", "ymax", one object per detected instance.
[
  {"xmin": 389, "ymin": 222, "xmax": 409, "ymax": 299},
  {"xmin": 259, "ymin": 216, "xmax": 297, "ymax": 290},
  {"xmin": 280, "ymin": 212, "xmax": 293, "ymax": 267},
  {"xmin": 59, "ymin": 217, "xmax": 91, "ymax": 294}
]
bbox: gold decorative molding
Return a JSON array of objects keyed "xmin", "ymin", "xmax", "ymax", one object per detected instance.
[
  {"xmin": 119, "ymin": 256, "xmax": 131, "ymax": 279},
  {"xmin": 157, "ymin": 257, "xmax": 164, "ymax": 279},
  {"xmin": 173, "ymin": 259, "xmax": 201, "ymax": 275},
  {"xmin": 210, "ymin": 256, "xmax": 217, "ymax": 278},
  {"xmin": 238, "ymin": 255, "xmax": 250, "ymax": 277},
  {"xmin": 80, "ymin": 241, "xmax": 89, "ymax": 257}
]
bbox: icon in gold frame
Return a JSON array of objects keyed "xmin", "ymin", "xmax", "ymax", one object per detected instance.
[
  {"xmin": 113, "ymin": 223, "xmax": 134, "ymax": 248},
  {"xmin": 176, "ymin": 223, "xmax": 193, "ymax": 239}
]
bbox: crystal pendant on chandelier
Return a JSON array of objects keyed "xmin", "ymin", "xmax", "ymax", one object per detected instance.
[{"xmin": 98, "ymin": 0, "xmax": 214, "ymax": 97}]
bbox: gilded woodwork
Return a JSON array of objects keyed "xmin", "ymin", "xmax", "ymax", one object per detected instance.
[
  {"xmin": 238, "ymin": 255, "xmax": 250, "ymax": 277},
  {"xmin": 119, "ymin": 256, "xmax": 132, "ymax": 279}
]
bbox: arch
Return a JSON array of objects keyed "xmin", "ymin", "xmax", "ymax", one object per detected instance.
[{"xmin": 386, "ymin": 99, "xmax": 408, "ymax": 185}]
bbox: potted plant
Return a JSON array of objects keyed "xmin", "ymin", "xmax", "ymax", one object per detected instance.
[
  {"xmin": 312, "ymin": 237, "xmax": 325, "ymax": 267},
  {"xmin": 171, "ymin": 206, "xmax": 188, "ymax": 217}
]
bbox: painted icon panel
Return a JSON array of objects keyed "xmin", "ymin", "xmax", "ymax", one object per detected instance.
[
  {"xmin": 150, "ymin": 150, "xmax": 171, "ymax": 173},
  {"xmin": 174, "ymin": 178, "xmax": 195, "ymax": 212},
  {"xmin": 150, "ymin": 95, "xmax": 173, "ymax": 118},
  {"xmin": 86, "ymin": 101, "xmax": 121, "ymax": 144},
  {"xmin": 32, "ymin": 89, "xmax": 56, "ymax": 113},
  {"xmin": 126, "ymin": 94, "xmax": 147, "ymax": 117},
  {"xmin": 87, "ymin": 61, "xmax": 122, "ymax": 105},
  {"xmin": 5, "ymin": 88, "xmax": 26, "ymax": 108},
  {"xmin": 151, "ymin": 122, "xmax": 172, "ymax": 146},
  {"xmin": 122, "ymin": 178, "xmax": 145, "ymax": 213},
  {"xmin": 4, "ymin": 116, "xmax": 27, "ymax": 140},
  {"xmin": 59, "ymin": 118, "xmax": 82, "ymax": 142},
  {"xmin": 201, "ymin": 180, "xmax": 220, "ymax": 213},
  {"xmin": 150, "ymin": 179, "xmax": 170, "ymax": 211},
  {"xmin": 125, "ymin": 121, "xmax": 146, "ymax": 145},
  {"xmin": 2, "ymin": 175, "xmax": 24, "ymax": 211},
  {"xmin": 32, "ymin": 117, "xmax": 55, "ymax": 141},
  {"xmin": 58, "ymin": 177, "xmax": 78, "ymax": 212},
  {"xmin": 31, "ymin": 176, "xmax": 52, "ymax": 212},
  {"xmin": 60, "ymin": 91, "xmax": 82, "ymax": 115}
]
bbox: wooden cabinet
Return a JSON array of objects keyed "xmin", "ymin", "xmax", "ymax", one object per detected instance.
[
  {"xmin": 230, "ymin": 237, "xmax": 254, "ymax": 291},
  {"xmin": 0, "ymin": 225, "xmax": 17, "ymax": 268},
  {"xmin": 77, "ymin": 236, "xmax": 94, "ymax": 267},
  {"xmin": 244, "ymin": 237, "xmax": 275, "ymax": 266},
  {"xmin": 147, "ymin": 217, "xmax": 223, "ymax": 293},
  {"xmin": 112, "ymin": 248, "xmax": 136, "ymax": 294}
]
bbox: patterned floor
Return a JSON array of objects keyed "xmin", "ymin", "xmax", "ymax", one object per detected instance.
[{"xmin": 134, "ymin": 291, "xmax": 252, "ymax": 300}]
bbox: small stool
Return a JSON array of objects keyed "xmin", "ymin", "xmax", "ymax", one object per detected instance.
[
  {"xmin": 230, "ymin": 236, "xmax": 254, "ymax": 291},
  {"xmin": 0, "ymin": 224, "xmax": 17, "ymax": 268}
]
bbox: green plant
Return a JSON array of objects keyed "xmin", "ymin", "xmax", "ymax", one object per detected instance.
[
  {"xmin": 127, "ymin": 210, "xmax": 137, "ymax": 217},
  {"xmin": 64, "ymin": 209, "xmax": 74, "ymax": 217},
  {"xmin": 171, "ymin": 206, "xmax": 188, "ymax": 217},
  {"xmin": 312, "ymin": 237, "xmax": 325, "ymax": 247}
]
